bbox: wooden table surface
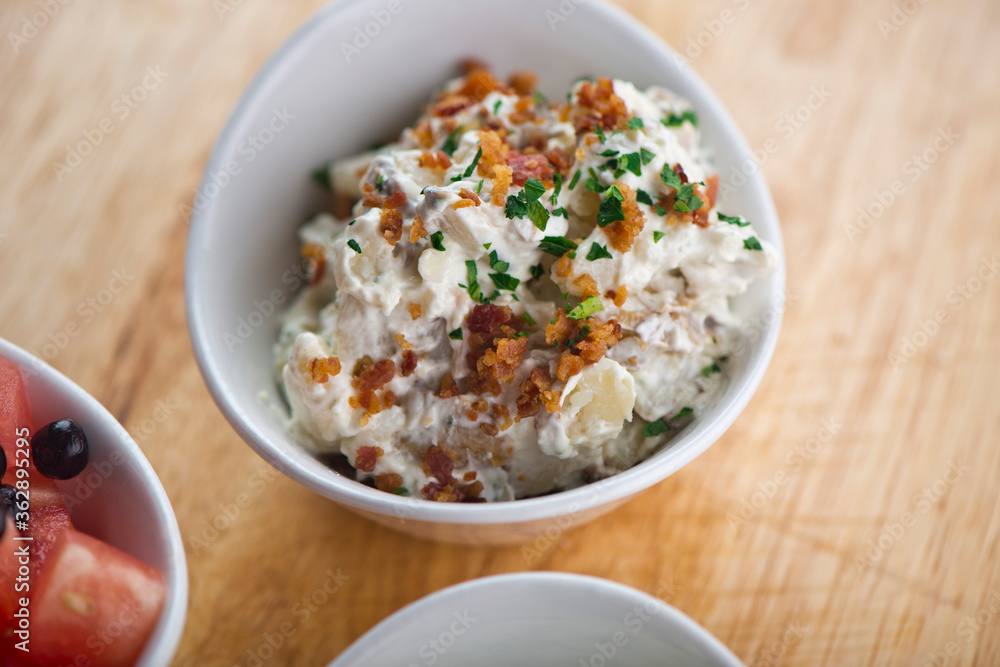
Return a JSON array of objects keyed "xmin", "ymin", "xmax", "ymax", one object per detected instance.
[{"xmin": 2, "ymin": 0, "xmax": 998, "ymax": 664}]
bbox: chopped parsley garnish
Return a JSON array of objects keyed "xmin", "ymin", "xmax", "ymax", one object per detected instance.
[
  {"xmin": 392, "ymin": 487, "xmax": 409, "ymax": 495},
  {"xmin": 567, "ymin": 295, "xmax": 603, "ymax": 320},
  {"xmin": 551, "ymin": 207, "xmax": 569, "ymax": 218},
  {"xmin": 505, "ymin": 196, "xmax": 529, "ymax": 219},
  {"xmin": 474, "ymin": 179, "xmax": 484, "ymax": 194},
  {"xmin": 635, "ymin": 189, "xmax": 654, "ymax": 206},
  {"xmin": 719, "ymin": 212, "xmax": 751, "ymax": 227},
  {"xmin": 640, "ymin": 148, "xmax": 656, "ymax": 165},
  {"xmin": 523, "ymin": 178, "xmax": 546, "ymax": 202},
  {"xmin": 702, "ymin": 362, "xmax": 722, "ymax": 377},
  {"xmin": 549, "ymin": 173, "xmax": 563, "ymax": 205},
  {"xmin": 642, "ymin": 420, "xmax": 670, "ymax": 437},
  {"xmin": 655, "ymin": 205, "xmax": 668, "ymax": 217},
  {"xmin": 449, "ymin": 327, "xmax": 463, "ymax": 340},
  {"xmin": 586, "ymin": 243, "xmax": 613, "ymax": 261},
  {"xmin": 568, "ymin": 169, "xmax": 582, "ymax": 191},
  {"xmin": 493, "ymin": 99, "xmax": 502, "ymax": 115},
  {"xmin": 441, "ymin": 125, "xmax": 463, "ymax": 156},
  {"xmin": 744, "ymin": 236, "xmax": 763, "ymax": 251},
  {"xmin": 594, "ymin": 126, "xmax": 607, "ymax": 143},
  {"xmin": 539, "ymin": 236, "xmax": 578, "ymax": 257},
  {"xmin": 505, "ymin": 178, "xmax": 548, "ymax": 225},
  {"xmin": 528, "ymin": 202, "xmax": 550, "ymax": 231},
  {"xmin": 488, "ymin": 250, "xmax": 509, "ymax": 273},
  {"xmin": 451, "ymin": 146, "xmax": 482, "ymax": 182},
  {"xmin": 672, "ymin": 407, "xmax": 694, "ymax": 419},
  {"xmin": 534, "ymin": 90, "xmax": 548, "ymax": 106},
  {"xmin": 512, "ymin": 331, "xmax": 529, "ymax": 338},
  {"xmin": 465, "ymin": 260, "xmax": 483, "ymax": 303},
  {"xmin": 312, "ymin": 165, "xmax": 333, "ymax": 191},
  {"xmin": 522, "ymin": 312, "xmax": 537, "ymax": 326},
  {"xmin": 662, "ymin": 109, "xmax": 698, "ymax": 128},
  {"xmin": 660, "ymin": 164, "xmax": 682, "ymax": 190},
  {"xmin": 483, "ymin": 242, "xmax": 492, "ymax": 250},
  {"xmin": 599, "ymin": 149, "xmax": 619, "ymax": 158},
  {"xmin": 348, "ymin": 219, "xmax": 357, "ymax": 226},
  {"xmin": 430, "ymin": 231, "xmax": 446, "ymax": 251},
  {"xmin": 347, "ymin": 239, "xmax": 362, "ymax": 254},
  {"xmin": 566, "ymin": 324, "xmax": 591, "ymax": 349},
  {"xmin": 673, "ymin": 184, "xmax": 702, "ymax": 213},
  {"xmin": 596, "ymin": 185, "xmax": 626, "ymax": 228},
  {"xmin": 585, "ymin": 177, "xmax": 604, "ymax": 193},
  {"xmin": 627, "ymin": 117, "xmax": 644, "ymax": 130},
  {"xmin": 653, "ymin": 231, "xmax": 665, "ymax": 243},
  {"xmin": 620, "ymin": 152, "xmax": 642, "ymax": 177},
  {"xmin": 529, "ymin": 263, "xmax": 544, "ymax": 281},
  {"xmin": 375, "ymin": 173, "xmax": 385, "ymax": 190}
]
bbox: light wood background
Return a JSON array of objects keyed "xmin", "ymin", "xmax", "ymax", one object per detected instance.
[{"xmin": 1, "ymin": 0, "xmax": 998, "ymax": 664}]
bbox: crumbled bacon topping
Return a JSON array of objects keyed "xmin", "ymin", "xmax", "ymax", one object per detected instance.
[
  {"xmin": 465, "ymin": 304, "xmax": 527, "ymax": 396},
  {"xmin": 409, "ymin": 215, "xmax": 428, "ymax": 243},
  {"xmin": 375, "ymin": 472, "xmax": 403, "ymax": 492},
  {"xmin": 350, "ymin": 357, "xmax": 396, "ymax": 414},
  {"xmin": 508, "ymin": 71, "xmax": 537, "ymax": 96},
  {"xmin": 573, "ymin": 274, "xmax": 599, "ymax": 299},
  {"xmin": 418, "ymin": 150, "xmax": 453, "ymax": 171},
  {"xmin": 603, "ymin": 183, "xmax": 646, "ymax": 253},
  {"xmin": 411, "ymin": 119, "xmax": 435, "ymax": 149},
  {"xmin": 301, "ymin": 242, "xmax": 326, "ymax": 286},
  {"xmin": 452, "ymin": 188, "xmax": 482, "ymax": 209},
  {"xmin": 477, "ymin": 130, "xmax": 510, "ymax": 178},
  {"xmin": 432, "ymin": 68, "xmax": 511, "ymax": 117},
  {"xmin": 439, "ymin": 372, "xmax": 459, "ymax": 398},
  {"xmin": 557, "ymin": 352, "xmax": 585, "ymax": 382},
  {"xmin": 516, "ymin": 367, "xmax": 560, "ymax": 418},
  {"xmin": 354, "ymin": 445, "xmax": 383, "ymax": 473},
  {"xmin": 546, "ymin": 147, "xmax": 574, "ymax": 176},
  {"xmin": 507, "ymin": 152, "xmax": 555, "ymax": 187},
  {"xmin": 491, "ymin": 164, "xmax": 513, "ymax": 206},
  {"xmin": 480, "ymin": 423, "xmax": 499, "ymax": 436},
  {"xmin": 408, "ymin": 303, "xmax": 423, "ymax": 320},
  {"xmin": 545, "ymin": 311, "xmax": 623, "ymax": 381},
  {"xmin": 419, "ymin": 445, "xmax": 483, "ymax": 502},
  {"xmin": 380, "ymin": 208, "xmax": 402, "ymax": 246},
  {"xmin": 400, "ymin": 350, "xmax": 417, "ymax": 377},
  {"xmin": 509, "ymin": 96, "xmax": 538, "ymax": 125},
  {"xmin": 574, "ymin": 77, "xmax": 629, "ymax": 134},
  {"xmin": 607, "ymin": 285, "xmax": 628, "ymax": 308},
  {"xmin": 307, "ymin": 356, "xmax": 341, "ymax": 384}
]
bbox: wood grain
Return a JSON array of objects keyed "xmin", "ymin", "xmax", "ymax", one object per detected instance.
[{"xmin": 1, "ymin": 0, "xmax": 998, "ymax": 664}]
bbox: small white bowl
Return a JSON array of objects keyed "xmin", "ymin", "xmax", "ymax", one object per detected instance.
[
  {"xmin": 0, "ymin": 338, "xmax": 188, "ymax": 666},
  {"xmin": 185, "ymin": 0, "xmax": 785, "ymax": 545},
  {"xmin": 328, "ymin": 572, "xmax": 743, "ymax": 667}
]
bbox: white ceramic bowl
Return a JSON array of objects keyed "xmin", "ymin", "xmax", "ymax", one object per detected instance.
[
  {"xmin": 0, "ymin": 338, "xmax": 188, "ymax": 666},
  {"xmin": 328, "ymin": 572, "xmax": 743, "ymax": 666},
  {"xmin": 185, "ymin": 0, "xmax": 785, "ymax": 545}
]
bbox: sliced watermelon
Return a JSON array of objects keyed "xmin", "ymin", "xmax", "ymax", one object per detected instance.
[{"xmin": 31, "ymin": 530, "xmax": 166, "ymax": 666}]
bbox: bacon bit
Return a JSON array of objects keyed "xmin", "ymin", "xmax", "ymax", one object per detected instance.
[
  {"xmin": 354, "ymin": 446, "xmax": 383, "ymax": 473},
  {"xmin": 557, "ymin": 352, "xmax": 585, "ymax": 381},
  {"xmin": 480, "ymin": 423, "xmax": 499, "ymax": 437},
  {"xmin": 554, "ymin": 254, "xmax": 574, "ymax": 278},
  {"xmin": 400, "ymin": 350, "xmax": 417, "ymax": 377},
  {"xmin": 465, "ymin": 304, "xmax": 527, "ymax": 396},
  {"xmin": 466, "ymin": 409, "xmax": 479, "ymax": 422},
  {"xmin": 545, "ymin": 311, "xmax": 576, "ymax": 347},
  {"xmin": 515, "ymin": 367, "xmax": 561, "ymax": 417},
  {"xmin": 692, "ymin": 182, "xmax": 712, "ymax": 229},
  {"xmin": 492, "ymin": 403, "xmax": 513, "ymax": 432},
  {"xmin": 362, "ymin": 183, "xmax": 383, "ymax": 209},
  {"xmin": 463, "ymin": 470, "xmax": 478, "ymax": 482},
  {"xmin": 408, "ymin": 303, "xmax": 423, "ymax": 320},
  {"xmin": 509, "ymin": 71, "xmax": 537, "ymax": 96},
  {"xmin": 491, "ymin": 164, "xmax": 513, "ymax": 207},
  {"xmin": 307, "ymin": 356, "xmax": 341, "ymax": 384},
  {"xmin": 458, "ymin": 188, "xmax": 481, "ymax": 206},
  {"xmin": 420, "ymin": 445, "xmax": 481, "ymax": 502},
  {"xmin": 603, "ymin": 183, "xmax": 646, "ymax": 253},
  {"xmin": 574, "ymin": 77, "xmax": 629, "ymax": 134},
  {"xmin": 418, "ymin": 150, "xmax": 453, "ymax": 171},
  {"xmin": 477, "ymin": 129, "xmax": 510, "ymax": 178},
  {"xmin": 375, "ymin": 472, "xmax": 403, "ymax": 492},
  {"xmin": 409, "ymin": 215, "xmax": 428, "ymax": 243},
  {"xmin": 439, "ymin": 372, "xmax": 459, "ymax": 398},
  {"xmin": 422, "ymin": 445, "xmax": 455, "ymax": 483},
  {"xmin": 351, "ymin": 357, "xmax": 396, "ymax": 414},
  {"xmin": 573, "ymin": 274, "xmax": 599, "ymax": 299},
  {"xmin": 704, "ymin": 174, "xmax": 719, "ymax": 208},
  {"xmin": 394, "ymin": 333, "xmax": 413, "ymax": 350},
  {"xmin": 333, "ymin": 194, "xmax": 355, "ymax": 219},
  {"xmin": 473, "ymin": 399, "xmax": 489, "ymax": 413},
  {"xmin": 575, "ymin": 318, "xmax": 623, "ymax": 364},
  {"xmin": 432, "ymin": 68, "xmax": 511, "ymax": 118},
  {"xmin": 478, "ymin": 337, "xmax": 528, "ymax": 385},
  {"xmin": 610, "ymin": 285, "xmax": 628, "ymax": 308},
  {"xmin": 467, "ymin": 303, "xmax": 512, "ymax": 333},
  {"xmin": 452, "ymin": 199, "xmax": 475, "ymax": 210},
  {"xmin": 507, "ymin": 152, "xmax": 555, "ymax": 187},
  {"xmin": 383, "ymin": 390, "xmax": 397, "ymax": 409},
  {"xmin": 546, "ymin": 147, "xmax": 574, "ymax": 175},
  {"xmin": 509, "ymin": 96, "xmax": 537, "ymax": 125},
  {"xmin": 380, "ymin": 208, "xmax": 403, "ymax": 246},
  {"xmin": 411, "ymin": 119, "xmax": 435, "ymax": 149},
  {"xmin": 301, "ymin": 242, "xmax": 326, "ymax": 286}
]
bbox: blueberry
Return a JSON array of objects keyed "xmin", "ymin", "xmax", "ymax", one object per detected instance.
[{"xmin": 31, "ymin": 419, "xmax": 89, "ymax": 480}]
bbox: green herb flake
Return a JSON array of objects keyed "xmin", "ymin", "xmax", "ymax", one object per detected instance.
[
  {"xmin": 653, "ymin": 231, "xmax": 665, "ymax": 243},
  {"xmin": 586, "ymin": 243, "xmax": 613, "ymax": 261},
  {"xmin": 375, "ymin": 173, "xmax": 385, "ymax": 190},
  {"xmin": 528, "ymin": 200, "xmax": 550, "ymax": 231},
  {"xmin": 671, "ymin": 407, "xmax": 694, "ymax": 420},
  {"xmin": 441, "ymin": 125, "xmax": 464, "ymax": 156},
  {"xmin": 449, "ymin": 327, "xmax": 463, "ymax": 340},
  {"xmin": 599, "ymin": 149, "xmax": 619, "ymax": 158},
  {"xmin": 568, "ymin": 169, "xmax": 582, "ymax": 191},
  {"xmin": 529, "ymin": 263, "xmax": 544, "ymax": 281},
  {"xmin": 549, "ymin": 173, "xmax": 563, "ymax": 205},
  {"xmin": 594, "ymin": 126, "xmax": 607, "ymax": 143},
  {"xmin": 488, "ymin": 250, "xmax": 509, "ymax": 273},
  {"xmin": 567, "ymin": 295, "xmax": 604, "ymax": 320},
  {"xmin": 551, "ymin": 207, "xmax": 569, "ymax": 218},
  {"xmin": 522, "ymin": 312, "xmax": 537, "ymax": 326},
  {"xmin": 640, "ymin": 148, "xmax": 656, "ymax": 166},
  {"xmin": 465, "ymin": 260, "xmax": 483, "ymax": 303},
  {"xmin": 660, "ymin": 164, "xmax": 682, "ymax": 191},
  {"xmin": 673, "ymin": 183, "xmax": 703, "ymax": 213},
  {"xmin": 719, "ymin": 212, "xmax": 751, "ymax": 227},
  {"xmin": 522, "ymin": 178, "xmax": 546, "ymax": 204},
  {"xmin": 452, "ymin": 146, "xmax": 482, "ymax": 182},
  {"xmin": 635, "ymin": 189, "xmax": 654, "ymax": 206},
  {"xmin": 392, "ymin": 487, "xmax": 409, "ymax": 495},
  {"xmin": 312, "ymin": 165, "xmax": 333, "ymax": 191},
  {"xmin": 348, "ymin": 219, "xmax": 357, "ymax": 226},
  {"xmin": 534, "ymin": 90, "xmax": 549, "ymax": 106},
  {"xmin": 347, "ymin": 239, "xmax": 362, "ymax": 254},
  {"xmin": 585, "ymin": 177, "xmax": 605, "ymax": 194},
  {"xmin": 475, "ymin": 179, "xmax": 484, "ymax": 194},
  {"xmin": 621, "ymin": 152, "xmax": 642, "ymax": 177},
  {"xmin": 430, "ymin": 231, "xmax": 446, "ymax": 252},
  {"xmin": 744, "ymin": 236, "xmax": 763, "ymax": 251},
  {"xmin": 702, "ymin": 362, "xmax": 722, "ymax": 378},
  {"xmin": 655, "ymin": 205, "xmax": 668, "ymax": 217},
  {"xmin": 643, "ymin": 420, "xmax": 670, "ymax": 437},
  {"xmin": 493, "ymin": 99, "xmax": 503, "ymax": 115},
  {"xmin": 662, "ymin": 109, "xmax": 698, "ymax": 128},
  {"xmin": 627, "ymin": 117, "xmax": 644, "ymax": 130},
  {"xmin": 505, "ymin": 194, "xmax": 529, "ymax": 219},
  {"xmin": 539, "ymin": 236, "xmax": 579, "ymax": 257},
  {"xmin": 596, "ymin": 190, "xmax": 626, "ymax": 228},
  {"xmin": 483, "ymin": 242, "xmax": 492, "ymax": 250}
]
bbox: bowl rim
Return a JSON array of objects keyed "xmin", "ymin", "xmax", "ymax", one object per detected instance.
[
  {"xmin": 328, "ymin": 571, "xmax": 744, "ymax": 666},
  {"xmin": 0, "ymin": 337, "xmax": 189, "ymax": 666},
  {"xmin": 185, "ymin": 0, "xmax": 786, "ymax": 526}
]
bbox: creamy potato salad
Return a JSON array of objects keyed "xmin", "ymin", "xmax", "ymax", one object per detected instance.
[{"xmin": 274, "ymin": 64, "xmax": 776, "ymax": 502}]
